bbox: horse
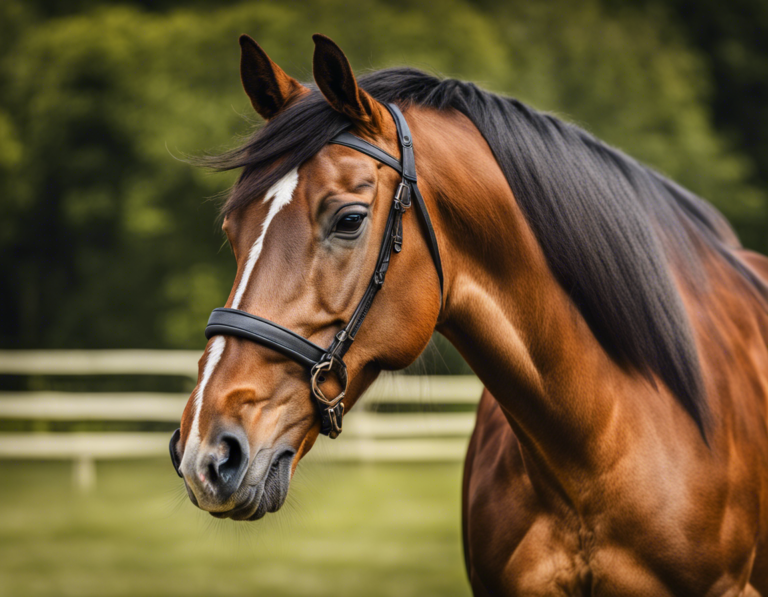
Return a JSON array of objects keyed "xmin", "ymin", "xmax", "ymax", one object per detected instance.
[{"xmin": 170, "ymin": 33, "xmax": 768, "ymax": 596}]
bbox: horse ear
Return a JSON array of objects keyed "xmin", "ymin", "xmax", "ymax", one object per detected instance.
[
  {"xmin": 312, "ymin": 34, "xmax": 384, "ymax": 131},
  {"xmin": 239, "ymin": 35, "xmax": 307, "ymax": 120}
]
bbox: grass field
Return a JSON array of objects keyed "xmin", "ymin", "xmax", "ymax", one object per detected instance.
[{"xmin": 0, "ymin": 459, "xmax": 471, "ymax": 597}]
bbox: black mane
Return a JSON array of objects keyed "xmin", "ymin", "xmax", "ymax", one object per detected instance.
[{"xmin": 208, "ymin": 67, "xmax": 767, "ymax": 434}]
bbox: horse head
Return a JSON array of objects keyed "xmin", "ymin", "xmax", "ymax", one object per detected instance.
[{"xmin": 170, "ymin": 35, "xmax": 442, "ymax": 520}]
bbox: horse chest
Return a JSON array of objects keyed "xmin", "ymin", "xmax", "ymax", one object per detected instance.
[
  {"xmin": 466, "ymin": 499, "xmax": 715, "ymax": 597},
  {"xmin": 472, "ymin": 515, "xmax": 596, "ymax": 596},
  {"xmin": 463, "ymin": 405, "xmax": 760, "ymax": 596}
]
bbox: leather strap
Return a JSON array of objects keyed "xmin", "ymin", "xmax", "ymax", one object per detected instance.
[
  {"xmin": 410, "ymin": 183, "xmax": 444, "ymax": 301},
  {"xmin": 330, "ymin": 132, "xmax": 402, "ymax": 174},
  {"xmin": 385, "ymin": 104, "xmax": 417, "ymax": 181},
  {"xmin": 329, "ymin": 104, "xmax": 444, "ymax": 301},
  {"xmin": 322, "ymin": 195, "xmax": 402, "ymax": 361},
  {"xmin": 205, "ymin": 308, "xmax": 325, "ymax": 369}
]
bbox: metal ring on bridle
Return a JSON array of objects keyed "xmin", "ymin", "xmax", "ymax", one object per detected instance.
[{"xmin": 310, "ymin": 357, "xmax": 348, "ymax": 407}]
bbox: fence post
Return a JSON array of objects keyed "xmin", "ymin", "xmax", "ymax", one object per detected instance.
[{"xmin": 73, "ymin": 456, "xmax": 96, "ymax": 493}]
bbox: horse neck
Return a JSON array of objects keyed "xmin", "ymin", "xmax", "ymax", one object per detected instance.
[{"xmin": 412, "ymin": 109, "xmax": 660, "ymax": 483}]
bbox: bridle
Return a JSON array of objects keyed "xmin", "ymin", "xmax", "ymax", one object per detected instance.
[
  {"xmin": 203, "ymin": 104, "xmax": 444, "ymax": 438},
  {"xmin": 204, "ymin": 104, "xmax": 443, "ymax": 438}
]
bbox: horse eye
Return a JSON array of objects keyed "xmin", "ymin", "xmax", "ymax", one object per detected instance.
[{"xmin": 335, "ymin": 213, "xmax": 366, "ymax": 234}]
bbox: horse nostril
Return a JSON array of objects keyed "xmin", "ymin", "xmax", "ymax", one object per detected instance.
[
  {"xmin": 190, "ymin": 429, "xmax": 249, "ymax": 502},
  {"xmin": 216, "ymin": 433, "xmax": 244, "ymax": 485}
]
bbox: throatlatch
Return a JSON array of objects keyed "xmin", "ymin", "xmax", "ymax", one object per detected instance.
[{"xmin": 204, "ymin": 103, "xmax": 443, "ymax": 438}]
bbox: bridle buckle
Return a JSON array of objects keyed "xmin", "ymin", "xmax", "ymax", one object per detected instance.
[
  {"xmin": 322, "ymin": 401, "xmax": 344, "ymax": 439},
  {"xmin": 310, "ymin": 356, "xmax": 348, "ymax": 437},
  {"xmin": 394, "ymin": 182, "xmax": 411, "ymax": 210}
]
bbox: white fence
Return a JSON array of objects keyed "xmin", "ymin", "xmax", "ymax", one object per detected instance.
[{"xmin": 0, "ymin": 350, "xmax": 482, "ymax": 490}]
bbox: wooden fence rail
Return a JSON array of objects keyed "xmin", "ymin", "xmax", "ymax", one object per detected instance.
[{"xmin": 0, "ymin": 350, "xmax": 482, "ymax": 490}]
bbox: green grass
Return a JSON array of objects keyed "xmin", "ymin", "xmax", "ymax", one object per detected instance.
[{"xmin": 0, "ymin": 459, "xmax": 471, "ymax": 597}]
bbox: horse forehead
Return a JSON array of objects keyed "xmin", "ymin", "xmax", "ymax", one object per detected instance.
[
  {"xmin": 224, "ymin": 179, "xmax": 302, "ymax": 241},
  {"xmin": 224, "ymin": 145, "xmax": 381, "ymax": 243},
  {"xmin": 303, "ymin": 144, "xmax": 380, "ymax": 184}
]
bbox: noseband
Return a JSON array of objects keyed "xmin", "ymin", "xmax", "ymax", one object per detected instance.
[{"xmin": 204, "ymin": 104, "xmax": 444, "ymax": 438}]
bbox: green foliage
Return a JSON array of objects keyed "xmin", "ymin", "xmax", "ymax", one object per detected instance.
[
  {"xmin": 622, "ymin": 0, "xmax": 768, "ymax": 249},
  {"xmin": 1, "ymin": 0, "xmax": 765, "ymax": 353},
  {"xmin": 485, "ymin": 1, "xmax": 765, "ymax": 232}
]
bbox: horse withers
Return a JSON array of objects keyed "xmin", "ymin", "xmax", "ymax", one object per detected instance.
[{"xmin": 171, "ymin": 34, "xmax": 768, "ymax": 596}]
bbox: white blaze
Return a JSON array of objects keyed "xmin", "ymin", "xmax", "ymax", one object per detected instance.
[
  {"xmin": 188, "ymin": 169, "xmax": 300, "ymax": 446},
  {"xmin": 232, "ymin": 168, "xmax": 300, "ymax": 309},
  {"xmin": 189, "ymin": 335, "xmax": 226, "ymax": 444}
]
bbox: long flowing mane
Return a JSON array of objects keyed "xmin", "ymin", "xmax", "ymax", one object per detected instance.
[{"xmin": 207, "ymin": 67, "xmax": 768, "ymax": 433}]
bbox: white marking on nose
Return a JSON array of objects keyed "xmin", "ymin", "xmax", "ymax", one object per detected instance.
[
  {"xmin": 189, "ymin": 335, "xmax": 226, "ymax": 444},
  {"xmin": 184, "ymin": 169, "xmax": 300, "ymax": 459},
  {"xmin": 232, "ymin": 168, "xmax": 299, "ymax": 309}
]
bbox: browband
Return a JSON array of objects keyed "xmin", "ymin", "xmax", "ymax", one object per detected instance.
[
  {"xmin": 205, "ymin": 103, "xmax": 443, "ymax": 438},
  {"xmin": 330, "ymin": 132, "xmax": 402, "ymax": 174}
]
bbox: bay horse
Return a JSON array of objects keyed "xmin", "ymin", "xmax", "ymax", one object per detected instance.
[{"xmin": 170, "ymin": 34, "xmax": 768, "ymax": 595}]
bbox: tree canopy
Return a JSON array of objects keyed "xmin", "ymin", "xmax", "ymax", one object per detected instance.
[{"xmin": 2, "ymin": 0, "xmax": 766, "ymax": 362}]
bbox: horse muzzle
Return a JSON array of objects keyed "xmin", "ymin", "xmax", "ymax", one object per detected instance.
[{"xmin": 170, "ymin": 426, "xmax": 295, "ymax": 520}]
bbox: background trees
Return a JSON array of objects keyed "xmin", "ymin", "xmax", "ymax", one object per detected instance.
[{"xmin": 2, "ymin": 0, "xmax": 766, "ymax": 359}]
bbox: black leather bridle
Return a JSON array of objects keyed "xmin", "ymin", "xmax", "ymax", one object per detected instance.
[{"xmin": 204, "ymin": 104, "xmax": 444, "ymax": 438}]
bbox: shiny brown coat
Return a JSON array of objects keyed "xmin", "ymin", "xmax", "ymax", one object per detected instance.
[{"xmin": 175, "ymin": 35, "xmax": 768, "ymax": 596}]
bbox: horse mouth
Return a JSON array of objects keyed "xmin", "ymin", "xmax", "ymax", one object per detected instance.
[{"xmin": 209, "ymin": 448, "xmax": 294, "ymax": 521}]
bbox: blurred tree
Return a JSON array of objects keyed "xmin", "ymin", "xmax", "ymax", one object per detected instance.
[
  {"xmin": 612, "ymin": 0, "xmax": 768, "ymax": 251},
  {"xmin": 1, "ymin": 0, "xmax": 765, "ymax": 360},
  {"xmin": 473, "ymin": 0, "xmax": 766, "ymax": 248}
]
